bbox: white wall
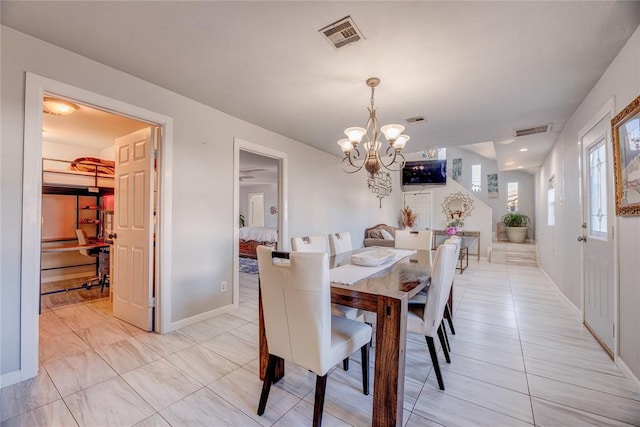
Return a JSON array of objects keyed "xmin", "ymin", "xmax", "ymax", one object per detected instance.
[
  {"xmin": 536, "ymin": 25, "xmax": 640, "ymax": 380},
  {"xmin": 239, "ymin": 183, "xmax": 278, "ymax": 228},
  {"xmin": 0, "ymin": 26, "xmax": 403, "ymax": 378},
  {"xmin": 403, "ymin": 179, "xmax": 493, "ymax": 257},
  {"xmin": 445, "ymin": 147, "xmax": 536, "ymax": 239}
]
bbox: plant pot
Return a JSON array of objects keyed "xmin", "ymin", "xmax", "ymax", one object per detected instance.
[{"xmin": 505, "ymin": 226, "xmax": 527, "ymax": 243}]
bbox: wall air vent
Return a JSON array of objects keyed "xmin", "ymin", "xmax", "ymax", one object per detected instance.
[
  {"xmin": 406, "ymin": 116, "xmax": 426, "ymax": 124},
  {"xmin": 513, "ymin": 124, "xmax": 551, "ymax": 138},
  {"xmin": 319, "ymin": 16, "xmax": 364, "ymax": 50}
]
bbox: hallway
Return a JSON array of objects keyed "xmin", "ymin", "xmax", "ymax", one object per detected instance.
[{"xmin": 2, "ymin": 259, "xmax": 639, "ymax": 426}]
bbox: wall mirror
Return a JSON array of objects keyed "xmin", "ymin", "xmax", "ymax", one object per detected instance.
[{"xmin": 441, "ymin": 191, "xmax": 475, "ymax": 220}]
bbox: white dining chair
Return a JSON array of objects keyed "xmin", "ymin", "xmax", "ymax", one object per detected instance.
[
  {"xmin": 441, "ymin": 237, "xmax": 461, "ymax": 336},
  {"xmin": 291, "ymin": 233, "xmax": 363, "ymax": 371},
  {"xmin": 328, "ymin": 231, "xmax": 352, "ymax": 256},
  {"xmin": 406, "ymin": 243, "xmax": 457, "ymax": 390},
  {"xmin": 291, "ymin": 235, "xmax": 328, "ymax": 253},
  {"xmin": 394, "ymin": 229, "xmax": 433, "ymax": 251},
  {"xmin": 256, "ymin": 247, "xmax": 372, "ymax": 426}
]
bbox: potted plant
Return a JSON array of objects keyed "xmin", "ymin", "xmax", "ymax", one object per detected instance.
[{"xmin": 501, "ymin": 212, "xmax": 530, "ymax": 243}]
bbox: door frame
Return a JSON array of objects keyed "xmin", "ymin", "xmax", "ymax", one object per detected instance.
[
  {"xmin": 20, "ymin": 73, "xmax": 174, "ymax": 381},
  {"xmin": 233, "ymin": 138, "xmax": 288, "ymax": 305},
  {"xmin": 578, "ymin": 97, "xmax": 618, "ymax": 360}
]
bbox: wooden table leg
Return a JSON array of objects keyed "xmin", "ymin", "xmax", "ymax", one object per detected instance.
[
  {"xmin": 373, "ymin": 295, "xmax": 407, "ymax": 427},
  {"xmin": 258, "ymin": 283, "xmax": 284, "ymax": 381}
]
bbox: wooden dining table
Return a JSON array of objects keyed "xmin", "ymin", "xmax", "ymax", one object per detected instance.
[{"xmin": 258, "ymin": 248, "xmax": 432, "ymax": 427}]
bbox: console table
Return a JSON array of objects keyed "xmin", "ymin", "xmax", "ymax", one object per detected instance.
[{"xmin": 432, "ymin": 230, "xmax": 480, "ymax": 262}]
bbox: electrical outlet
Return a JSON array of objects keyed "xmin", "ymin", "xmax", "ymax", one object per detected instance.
[{"xmin": 220, "ymin": 281, "xmax": 227, "ymax": 292}]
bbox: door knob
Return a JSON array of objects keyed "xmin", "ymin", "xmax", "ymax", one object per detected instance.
[
  {"xmin": 108, "ymin": 233, "xmax": 118, "ymax": 239},
  {"xmin": 577, "ymin": 236, "xmax": 587, "ymax": 242}
]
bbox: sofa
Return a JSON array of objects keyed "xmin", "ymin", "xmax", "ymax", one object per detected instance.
[{"xmin": 363, "ymin": 223, "xmax": 398, "ymax": 247}]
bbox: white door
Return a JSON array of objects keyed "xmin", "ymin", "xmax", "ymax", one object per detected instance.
[
  {"xmin": 581, "ymin": 116, "xmax": 615, "ymax": 355},
  {"xmin": 249, "ymin": 192, "xmax": 265, "ymax": 227},
  {"xmin": 113, "ymin": 127, "xmax": 155, "ymax": 331},
  {"xmin": 403, "ymin": 192, "xmax": 432, "ymax": 230}
]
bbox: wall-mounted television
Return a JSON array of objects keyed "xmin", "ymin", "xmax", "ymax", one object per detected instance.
[{"xmin": 402, "ymin": 160, "xmax": 447, "ymax": 186}]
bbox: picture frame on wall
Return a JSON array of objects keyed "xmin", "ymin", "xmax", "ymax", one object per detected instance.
[
  {"xmin": 487, "ymin": 173, "xmax": 499, "ymax": 199},
  {"xmin": 612, "ymin": 93, "xmax": 640, "ymax": 216}
]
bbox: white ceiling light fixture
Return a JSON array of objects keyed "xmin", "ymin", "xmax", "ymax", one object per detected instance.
[
  {"xmin": 43, "ymin": 96, "xmax": 79, "ymax": 115},
  {"xmin": 519, "ymin": 148, "xmax": 528, "ymax": 152},
  {"xmin": 338, "ymin": 77, "xmax": 410, "ymax": 177}
]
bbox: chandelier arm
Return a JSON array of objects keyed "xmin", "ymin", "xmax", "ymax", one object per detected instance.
[
  {"xmin": 341, "ymin": 156, "xmax": 365, "ymax": 174},
  {"xmin": 379, "ymin": 151, "xmax": 406, "ymax": 172}
]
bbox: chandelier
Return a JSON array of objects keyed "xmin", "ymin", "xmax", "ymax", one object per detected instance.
[{"xmin": 337, "ymin": 77, "xmax": 410, "ymax": 177}]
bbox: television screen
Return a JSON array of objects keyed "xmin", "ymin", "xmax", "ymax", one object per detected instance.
[{"xmin": 402, "ymin": 160, "xmax": 447, "ymax": 186}]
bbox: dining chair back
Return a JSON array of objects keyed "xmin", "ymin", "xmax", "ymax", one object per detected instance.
[
  {"xmin": 328, "ymin": 232, "xmax": 352, "ymax": 255},
  {"xmin": 394, "ymin": 229, "xmax": 433, "ymax": 251},
  {"xmin": 406, "ymin": 243, "xmax": 457, "ymax": 390},
  {"xmin": 291, "ymin": 235, "xmax": 328, "ymax": 253},
  {"xmin": 256, "ymin": 246, "xmax": 371, "ymax": 426}
]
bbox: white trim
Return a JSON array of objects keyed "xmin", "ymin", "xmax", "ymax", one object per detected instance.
[
  {"xmin": 577, "ymin": 97, "xmax": 618, "ymax": 361},
  {"xmin": 167, "ymin": 304, "xmax": 237, "ymax": 331},
  {"xmin": 233, "ymin": 138, "xmax": 288, "ymax": 305},
  {"xmin": 0, "ymin": 370, "xmax": 24, "ymax": 389},
  {"xmin": 19, "ymin": 73, "xmax": 174, "ymax": 384}
]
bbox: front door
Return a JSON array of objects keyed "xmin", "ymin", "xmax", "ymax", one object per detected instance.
[
  {"xmin": 580, "ymin": 115, "xmax": 615, "ymax": 356},
  {"xmin": 113, "ymin": 127, "xmax": 155, "ymax": 331}
]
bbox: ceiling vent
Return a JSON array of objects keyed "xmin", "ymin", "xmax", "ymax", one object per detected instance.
[
  {"xmin": 513, "ymin": 124, "xmax": 551, "ymax": 138},
  {"xmin": 319, "ymin": 16, "xmax": 364, "ymax": 50},
  {"xmin": 406, "ymin": 116, "xmax": 426, "ymax": 124}
]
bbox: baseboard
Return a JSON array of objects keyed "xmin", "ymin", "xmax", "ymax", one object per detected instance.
[
  {"xmin": 166, "ymin": 303, "xmax": 238, "ymax": 332},
  {"xmin": 617, "ymin": 357, "xmax": 640, "ymax": 391},
  {"xmin": 1, "ymin": 369, "xmax": 28, "ymax": 389},
  {"xmin": 539, "ymin": 265, "xmax": 582, "ymax": 320}
]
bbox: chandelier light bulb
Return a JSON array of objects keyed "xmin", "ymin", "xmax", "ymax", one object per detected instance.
[
  {"xmin": 344, "ymin": 127, "xmax": 366, "ymax": 144},
  {"xmin": 380, "ymin": 124, "xmax": 405, "ymax": 143},
  {"xmin": 393, "ymin": 135, "xmax": 410, "ymax": 150},
  {"xmin": 337, "ymin": 139, "xmax": 353, "ymax": 154}
]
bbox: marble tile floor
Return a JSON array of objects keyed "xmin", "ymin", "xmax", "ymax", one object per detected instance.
[
  {"xmin": 40, "ymin": 276, "xmax": 110, "ymax": 312},
  {"xmin": 2, "ymin": 259, "xmax": 640, "ymax": 426}
]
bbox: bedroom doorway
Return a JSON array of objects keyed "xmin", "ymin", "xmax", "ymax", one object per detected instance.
[
  {"xmin": 20, "ymin": 73, "xmax": 174, "ymax": 383},
  {"xmin": 233, "ymin": 139, "xmax": 288, "ymax": 306}
]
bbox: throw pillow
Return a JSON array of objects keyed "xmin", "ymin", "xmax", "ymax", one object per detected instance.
[
  {"xmin": 380, "ymin": 229, "xmax": 395, "ymax": 240},
  {"xmin": 369, "ymin": 230, "xmax": 383, "ymax": 239}
]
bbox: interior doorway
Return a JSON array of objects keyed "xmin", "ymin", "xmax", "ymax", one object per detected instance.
[
  {"xmin": 20, "ymin": 73, "xmax": 174, "ymax": 382},
  {"xmin": 233, "ymin": 139, "xmax": 288, "ymax": 305},
  {"xmin": 40, "ymin": 101, "xmax": 151, "ymax": 314}
]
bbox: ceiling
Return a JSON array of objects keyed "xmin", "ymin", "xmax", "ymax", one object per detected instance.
[
  {"xmin": 43, "ymin": 101, "xmax": 149, "ymax": 149},
  {"xmin": 239, "ymin": 150, "xmax": 279, "ymax": 186},
  {"xmin": 4, "ymin": 1, "xmax": 640, "ymax": 173}
]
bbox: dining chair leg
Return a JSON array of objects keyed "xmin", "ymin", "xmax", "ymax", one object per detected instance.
[
  {"xmin": 444, "ymin": 304, "xmax": 456, "ymax": 335},
  {"xmin": 360, "ymin": 342, "xmax": 370, "ymax": 395},
  {"xmin": 342, "ymin": 358, "xmax": 349, "ymax": 371},
  {"xmin": 313, "ymin": 374, "xmax": 328, "ymax": 427},
  {"xmin": 257, "ymin": 353, "xmax": 279, "ymax": 415},
  {"xmin": 426, "ymin": 336, "xmax": 445, "ymax": 390},
  {"xmin": 437, "ymin": 325, "xmax": 451, "ymax": 364},
  {"xmin": 441, "ymin": 320, "xmax": 451, "ymax": 353}
]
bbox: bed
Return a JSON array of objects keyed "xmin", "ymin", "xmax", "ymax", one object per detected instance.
[
  {"xmin": 43, "ymin": 157, "xmax": 115, "ymax": 189},
  {"xmin": 239, "ymin": 226, "xmax": 277, "ymax": 258}
]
